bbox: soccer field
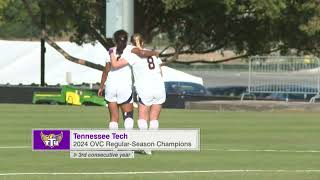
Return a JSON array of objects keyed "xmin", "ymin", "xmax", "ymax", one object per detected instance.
[{"xmin": 1, "ymin": 104, "xmax": 320, "ymax": 180}]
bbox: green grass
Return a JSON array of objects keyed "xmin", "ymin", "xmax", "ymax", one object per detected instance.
[{"xmin": 0, "ymin": 104, "xmax": 320, "ymax": 180}]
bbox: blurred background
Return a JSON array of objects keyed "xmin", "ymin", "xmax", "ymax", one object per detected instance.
[{"xmin": 1, "ymin": 0, "xmax": 320, "ymax": 108}]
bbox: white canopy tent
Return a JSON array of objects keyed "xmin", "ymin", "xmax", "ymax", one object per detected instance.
[
  {"xmin": 0, "ymin": 40, "xmax": 203, "ymax": 85},
  {"xmin": 161, "ymin": 66, "xmax": 203, "ymax": 85}
]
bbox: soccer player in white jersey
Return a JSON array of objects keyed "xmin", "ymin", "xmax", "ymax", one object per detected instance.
[
  {"xmin": 110, "ymin": 33, "xmax": 165, "ymax": 132},
  {"xmin": 98, "ymin": 30, "xmax": 133, "ymax": 130},
  {"xmin": 98, "ymin": 30, "xmax": 159, "ymax": 130}
]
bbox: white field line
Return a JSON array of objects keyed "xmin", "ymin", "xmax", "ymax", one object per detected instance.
[
  {"xmin": 1, "ymin": 170, "xmax": 320, "ymax": 176},
  {"xmin": 203, "ymin": 148, "xmax": 320, "ymax": 153},
  {"xmin": 0, "ymin": 146, "xmax": 30, "ymax": 149},
  {"xmin": 1, "ymin": 146, "xmax": 320, "ymax": 153}
]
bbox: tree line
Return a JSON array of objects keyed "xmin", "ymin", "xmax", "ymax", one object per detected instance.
[{"xmin": 0, "ymin": 0, "xmax": 320, "ymax": 69}]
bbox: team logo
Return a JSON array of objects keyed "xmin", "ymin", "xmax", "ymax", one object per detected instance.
[{"xmin": 40, "ymin": 131, "xmax": 63, "ymax": 148}]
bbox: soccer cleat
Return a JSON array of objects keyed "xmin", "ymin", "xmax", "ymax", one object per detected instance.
[
  {"xmin": 135, "ymin": 150, "xmax": 152, "ymax": 155},
  {"xmin": 143, "ymin": 150, "xmax": 152, "ymax": 155}
]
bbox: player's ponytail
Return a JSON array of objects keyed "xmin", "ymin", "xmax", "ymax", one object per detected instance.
[
  {"xmin": 131, "ymin": 33, "xmax": 144, "ymax": 49},
  {"xmin": 113, "ymin": 29, "xmax": 128, "ymax": 57}
]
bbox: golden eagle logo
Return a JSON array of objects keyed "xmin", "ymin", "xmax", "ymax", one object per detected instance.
[{"xmin": 40, "ymin": 131, "xmax": 63, "ymax": 148}]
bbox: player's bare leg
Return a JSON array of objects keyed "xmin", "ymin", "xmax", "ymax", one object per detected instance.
[
  {"xmin": 138, "ymin": 103, "xmax": 149, "ymax": 121},
  {"xmin": 137, "ymin": 103, "xmax": 149, "ymax": 130},
  {"xmin": 120, "ymin": 102, "xmax": 133, "ymax": 112},
  {"xmin": 120, "ymin": 103, "xmax": 134, "ymax": 129},
  {"xmin": 108, "ymin": 102, "xmax": 119, "ymax": 129},
  {"xmin": 149, "ymin": 104, "xmax": 162, "ymax": 130},
  {"xmin": 138, "ymin": 103, "xmax": 151, "ymax": 154}
]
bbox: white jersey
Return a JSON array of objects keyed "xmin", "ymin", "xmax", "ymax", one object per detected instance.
[
  {"xmin": 105, "ymin": 46, "xmax": 133, "ymax": 87},
  {"xmin": 104, "ymin": 46, "xmax": 133, "ymax": 104},
  {"xmin": 123, "ymin": 49, "xmax": 166, "ymax": 105}
]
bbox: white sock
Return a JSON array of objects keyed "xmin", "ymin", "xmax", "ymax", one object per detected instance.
[
  {"xmin": 137, "ymin": 119, "xmax": 148, "ymax": 130},
  {"xmin": 109, "ymin": 121, "xmax": 118, "ymax": 130},
  {"xmin": 124, "ymin": 118, "xmax": 134, "ymax": 130},
  {"xmin": 149, "ymin": 120, "xmax": 159, "ymax": 129}
]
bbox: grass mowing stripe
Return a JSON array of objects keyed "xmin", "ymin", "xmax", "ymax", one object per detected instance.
[
  {"xmin": 203, "ymin": 149, "xmax": 320, "ymax": 153},
  {"xmin": 2, "ymin": 146, "xmax": 320, "ymax": 153},
  {"xmin": 0, "ymin": 146, "xmax": 30, "ymax": 149},
  {"xmin": 2, "ymin": 170, "xmax": 320, "ymax": 176},
  {"xmin": 2, "ymin": 105, "xmax": 320, "ymax": 180}
]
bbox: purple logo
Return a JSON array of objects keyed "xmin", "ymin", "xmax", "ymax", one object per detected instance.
[{"xmin": 33, "ymin": 130, "xmax": 70, "ymax": 150}]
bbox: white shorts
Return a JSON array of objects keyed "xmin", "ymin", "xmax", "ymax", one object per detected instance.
[
  {"xmin": 105, "ymin": 84, "xmax": 133, "ymax": 104},
  {"xmin": 137, "ymin": 89, "xmax": 166, "ymax": 106}
]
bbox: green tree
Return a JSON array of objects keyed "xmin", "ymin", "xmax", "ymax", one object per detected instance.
[
  {"xmin": 0, "ymin": 0, "xmax": 39, "ymax": 39},
  {"xmin": 21, "ymin": 0, "xmax": 111, "ymax": 70},
  {"xmin": 1, "ymin": 0, "xmax": 320, "ymax": 67},
  {"xmin": 137, "ymin": 0, "xmax": 320, "ymax": 63}
]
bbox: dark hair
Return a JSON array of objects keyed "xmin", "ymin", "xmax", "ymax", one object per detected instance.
[
  {"xmin": 131, "ymin": 33, "xmax": 144, "ymax": 49},
  {"xmin": 113, "ymin": 29, "xmax": 128, "ymax": 56}
]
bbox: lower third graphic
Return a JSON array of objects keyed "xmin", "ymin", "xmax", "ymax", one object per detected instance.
[{"xmin": 33, "ymin": 129, "xmax": 70, "ymax": 150}]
